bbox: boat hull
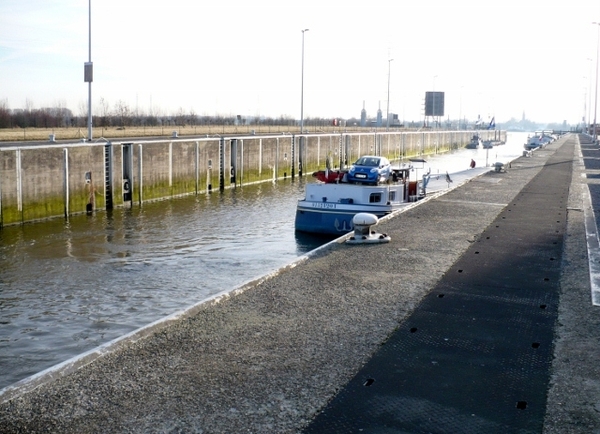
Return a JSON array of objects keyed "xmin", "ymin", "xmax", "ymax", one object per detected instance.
[
  {"xmin": 466, "ymin": 134, "xmax": 482, "ymax": 149},
  {"xmin": 295, "ymin": 202, "xmax": 398, "ymax": 235},
  {"xmin": 294, "ymin": 182, "xmax": 418, "ymax": 235},
  {"xmin": 295, "ymin": 167, "xmax": 415, "ymax": 235}
]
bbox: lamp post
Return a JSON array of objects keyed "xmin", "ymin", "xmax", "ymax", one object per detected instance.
[
  {"xmin": 588, "ymin": 58, "xmax": 593, "ymax": 134},
  {"xmin": 386, "ymin": 58, "xmax": 393, "ymax": 131},
  {"xmin": 584, "ymin": 76, "xmax": 588, "ymax": 132},
  {"xmin": 459, "ymin": 85, "xmax": 463, "ymax": 131},
  {"xmin": 300, "ymin": 29, "xmax": 309, "ymax": 134},
  {"xmin": 593, "ymin": 22, "xmax": 600, "ymax": 143},
  {"xmin": 85, "ymin": 0, "xmax": 93, "ymax": 141},
  {"xmin": 432, "ymin": 75, "xmax": 438, "ymax": 129}
]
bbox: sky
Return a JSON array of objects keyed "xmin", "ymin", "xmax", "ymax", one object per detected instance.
[{"xmin": 1, "ymin": 0, "xmax": 600, "ymax": 125}]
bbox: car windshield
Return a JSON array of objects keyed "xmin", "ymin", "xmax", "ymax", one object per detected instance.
[{"xmin": 355, "ymin": 157, "xmax": 380, "ymax": 167}]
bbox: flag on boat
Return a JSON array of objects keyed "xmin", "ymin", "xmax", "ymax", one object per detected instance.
[
  {"xmin": 488, "ymin": 117, "xmax": 496, "ymax": 130},
  {"xmin": 475, "ymin": 115, "xmax": 482, "ymax": 126}
]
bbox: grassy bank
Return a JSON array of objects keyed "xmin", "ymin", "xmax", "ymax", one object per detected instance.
[{"xmin": 0, "ymin": 124, "xmax": 375, "ymax": 142}]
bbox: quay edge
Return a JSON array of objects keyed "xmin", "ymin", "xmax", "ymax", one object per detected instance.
[{"xmin": 0, "ymin": 133, "xmax": 598, "ymax": 433}]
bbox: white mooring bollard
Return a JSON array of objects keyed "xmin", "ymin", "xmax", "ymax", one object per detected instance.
[{"xmin": 346, "ymin": 213, "xmax": 391, "ymax": 245}]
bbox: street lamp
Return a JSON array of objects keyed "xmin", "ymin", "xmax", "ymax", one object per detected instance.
[
  {"xmin": 593, "ymin": 22, "xmax": 600, "ymax": 143},
  {"xmin": 588, "ymin": 58, "xmax": 593, "ymax": 134},
  {"xmin": 432, "ymin": 75, "xmax": 438, "ymax": 128},
  {"xmin": 300, "ymin": 29, "xmax": 309, "ymax": 134},
  {"xmin": 84, "ymin": 0, "xmax": 93, "ymax": 141},
  {"xmin": 584, "ymin": 76, "xmax": 588, "ymax": 132},
  {"xmin": 386, "ymin": 58, "xmax": 393, "ymax": 131},
  {"xmin": 458, "ymin": 86, "xmax": 463, "ymax": 131}
]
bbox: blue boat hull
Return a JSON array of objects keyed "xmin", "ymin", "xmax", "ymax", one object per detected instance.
[{"xmin": 294, "ymin": 206, "xmax": 390, "ymax": 235}]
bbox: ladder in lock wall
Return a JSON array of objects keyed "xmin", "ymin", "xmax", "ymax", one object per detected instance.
[{"xmin": 104, "ymin": 143, "xmax": 113, "ymax": 209}]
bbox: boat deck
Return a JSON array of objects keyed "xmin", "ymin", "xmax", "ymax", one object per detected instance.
[{"xmin": 424, "ymin": 166, "xmax": 492, "ymax": 193}]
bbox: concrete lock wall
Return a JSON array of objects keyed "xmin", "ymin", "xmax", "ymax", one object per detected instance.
[{"xmin": 0, "ymin": 130, "xmax": 506, "ymax": 226}]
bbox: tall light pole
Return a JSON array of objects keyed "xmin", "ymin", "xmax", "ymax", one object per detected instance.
[
  {"xmin": 593, "ymin": 22, "xmax": 600, "ymax": 143},
  {"xmin": 459, "ymin": 85, "xmax": 463, "ymax": 131},
  {"xmin": 584, "ymin": 76, "xmax": 588, "ymax": 132},
  {"xmin": 386, "ymin": 58, "xmax": 393, "ymax": 131},
  {"xmin": 432, "ymin": 75, "xmax": 438, "ymax": 129},
  {"xmin": 300, "ymin": 29, "xmax": 309, "ymax": 134},
  {"xmin": 84, "ymin": 0, "xmax": 93, "ymax": 141},
  {"xmin": 588, "ymin": 58, "xmax": 593, "ymax": 134}
]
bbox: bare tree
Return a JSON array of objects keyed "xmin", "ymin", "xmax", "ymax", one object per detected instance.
[
  {"xmin": 188, "ymin": 108, "xmax": 197, "ymax": 126},
  {"xmin": 174, "ymin": 107, "xmax": 186, "ymax": 126},
  {"xmin": 53, "ymin": 100, "xmax": 71, "ymax": 127},
  {"xmin": 77, "ymin": 100, "xmax": 88, "ymax": 128},
  {"xmin": 114, "ymin": 100, "xmax": 132, "ymax": 127},
  {"xmin": 0, "ymin": 99, "xmax": 10, "ymax": 128},
  {"xmin": 98, "ymin": 97, "xmax": 110, "ymax": 128},
  {"xmin": 23, "ymin": 98, "xmax": 35, "ymax": 128}
]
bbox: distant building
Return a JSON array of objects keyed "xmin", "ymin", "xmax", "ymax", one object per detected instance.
[
  {"xmin": 387, "ymin": 113, "xmax": 402, "ymax": 127},
  {"xmin": 360, "ymin": 101, "xmax": 367, "ymax": 127}
]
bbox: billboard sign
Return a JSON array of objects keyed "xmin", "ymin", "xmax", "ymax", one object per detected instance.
[{"xmin": 425, "ymin": 91, "xmax": 444, "ymax": 117}]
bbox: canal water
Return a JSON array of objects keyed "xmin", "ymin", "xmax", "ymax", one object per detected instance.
[{"xmin": 0, "ymin": 132, "xmax": 530, "ymax": 390}]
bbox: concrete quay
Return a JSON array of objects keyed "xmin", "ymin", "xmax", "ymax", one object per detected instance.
[{"xmin": 0, "ymin": 134, "xmax": 599, "ymax": 433}]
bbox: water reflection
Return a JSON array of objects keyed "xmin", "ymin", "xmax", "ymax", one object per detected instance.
[
  {"xmin": 294, "ymin": 231, "xmax": 339, "ymax": 254},
  {"xmin": 0, "ymin": 178, "xmax": 318, "ymax": 389}
]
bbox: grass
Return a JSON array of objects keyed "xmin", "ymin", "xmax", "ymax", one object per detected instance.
[{"xmin": 0, "ymin": 124, "xmax": 366, "ymax": 142}]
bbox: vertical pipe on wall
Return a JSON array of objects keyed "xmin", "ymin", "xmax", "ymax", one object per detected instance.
[
  {"xmin": 372, "ymin": 134, "xmax": 377, "ymax": 158},
  {"xmin": 275, "ymin": 137, "xmax": 279, "ymax": 181},
  {"xmin": 104, "ymin": 142, "xmax": 113, "ymax": 210},
  {"xmin": 138, "ymin": 144, "xmax": 143, "ymax": 205},
  {"xmin": 402, "ymin": 132, "xmax": 405, "ymax": 161},
  {"xmin": 399, "ymin": 133, "xmax": 404, "ymax": 161},
  {"xmin": 0, "ymin": 151, "xmax": 3, "ymax": 227},
  {"xmin": 230, "ymin": 139, "xmax": 237, "ymax": 185},
  {"xmin": 207, "ymin": 158, "xmax": 212, "ymax": 193},
  {"xmin": 340, "ymin": 135, "xmax": 345, "ymax": 169},
  {"xmin": 63, "ymin": 148, "xmax": 69, "ymax": 218},
  {"xmin": 240, "ymin": 140, "xmax": 244, "ymax": 185},
  {"xmin": 337, "ymin": 134, "xmax": 343, "ymax": 169},
  {"xmin": 298, "ymin": 136, "xmax": 303, "ymax": 178},
  {"xmin": 16, "ymin": 149, "xmax": 22, "ymax": 219},
  {"xmin": 386, "ymin": 134, "xmax": 390, "ymax": 155},
  {"xmin": 372, "ymin": 133, "xmax": 376, "ymax": 156},
  {"xmin": 122, "ymin": 143, "xmax": 133, "ymax": 205},
  {"xmin": 169, "ymin": 142, "xmax": 173, "ymax": 189},
  {"xmin": 289, "ymin": 136, "xmax": 293, "ymax": 178},
  {"xmin": 317, "ymin": 136, "xmax": 321, "ymax": 167},
  {"xmin": 344, "ymin": 135, "xmax": 350, "ymax": 169},
  {"xmin": 219, "ymin": 137, "xmax": 225, "ymax": 191},
  {"xmin": 258, "ymin": 138, "xmax": 263, "ymax": 175},
  {"xmin": 195, "ymin": 141, "xmax": 199, "ymax": 194}
]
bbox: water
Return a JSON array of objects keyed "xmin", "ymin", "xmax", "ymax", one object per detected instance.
[{"xmin": 0, "ymin": 132, "xmax": 530, "ymax": 390}]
